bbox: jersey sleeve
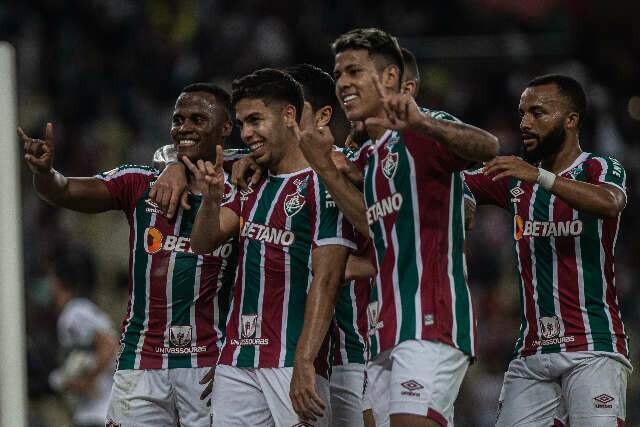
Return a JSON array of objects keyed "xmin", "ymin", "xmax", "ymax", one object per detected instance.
[
  {"xmin": 462, "ymin": 167, "xmax": 510, "ymax": 209},
  {"xmin": 584, "ymin": 155, "xmax": 627, "ymax": 201},
  {"xmin": 310, "ymin": 175, "xmax": 357, "ymax": 250},
  {"xmin": 350, "ymin": 141, "xmax": 374, "ymax": 172},
  {"xmin": 95, "ymin": 165, "xmax": 157, "ymax": 213}
]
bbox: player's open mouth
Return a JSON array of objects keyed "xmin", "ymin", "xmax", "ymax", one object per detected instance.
[
  {"xmin": 178, "ymin": 139, "xmax": 198, "ymax": 147},
  {"xmin": 342, "ymin": 94, "xmax": 359, "ymax": 106}
]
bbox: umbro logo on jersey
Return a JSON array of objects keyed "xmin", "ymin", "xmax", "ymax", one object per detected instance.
[
  {"xmin": 593, "ymin": 394, "xmax": 614, "ymax": 409},
  {"xmin": 381, "ymin": 150, "xmax": 399, "ymax": 179},
  {"xmin": 510, "ymin": 187, "xmax": 524, "ymax": 203},
  {"xmin": 367, "ymin": 193, "xmax": 403, "ymax": 225},
  {"xmin": 144, "ymin": 198, "xmax": 163, "ymax": 214},
  {"xmin": 513, "ymin": 215, "xmax": 583, "ymax": 240}
]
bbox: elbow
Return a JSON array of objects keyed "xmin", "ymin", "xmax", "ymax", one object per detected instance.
[{"xmin": 482, "ymin": 134, "xmax": 500, "ymax": 161}]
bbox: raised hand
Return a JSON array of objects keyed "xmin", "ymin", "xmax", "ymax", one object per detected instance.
[
  {"xmin": 295, "ymin": 102, "xmax": 335, "ymax": 172},
  {"xmin": 231, "ymin": 155, "xmax": 263, "ymax": 190},
  {"xmin": 18, "ymin": 122, "xmax": 55, "ymax": 175},
  {"xmin": 364, "ymin": 73, "xmax": 424, "ymax": 131},
  {"xmin": 150, "ymin": 162, "xmax": 190, "ymax": 219},
  {"xmin": 182, "ymin": 145, "xmax": 226, "ymax": 203},
  {"xmin": 483, "ymin": 155, "xmax": 539, "ymax": 183}
]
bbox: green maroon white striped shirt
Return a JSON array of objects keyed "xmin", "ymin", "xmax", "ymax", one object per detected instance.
[
  {"xmin": 96, "ymin": 165, "xmax": 236, "ymax": 370},
  {"xmin": 218, "ymin": 168, "xmax": 356, "ymax": 376},
  {"xmin": 464, "ymin": 152, "xmax": 629, "ymax": 358},
  {"xmin": 353, "ymin": 108, "xmax": 478, "ymax": 359}
]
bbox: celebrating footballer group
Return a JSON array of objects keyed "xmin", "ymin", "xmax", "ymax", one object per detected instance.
[{"xmin": 20, "ymin": 27, "xmax": 630, "ymax": 427}]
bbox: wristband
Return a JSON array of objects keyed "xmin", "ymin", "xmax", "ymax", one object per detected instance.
[{"xmin": 537, "ymin": 167, "xmax": 556, "ymax": 191}]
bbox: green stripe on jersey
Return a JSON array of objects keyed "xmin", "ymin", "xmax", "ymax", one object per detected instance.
[
  {"xmin": 284, "ymin": 196, "xmax": 313, "ymax": 366},
  {"xmin": 237, "ymin": 181, "xmax": 283, "ymax": 365},
  {"xmin": 451, "ymin": 173, "xmax": 472, "ymax": 353},
  {"xmin": 531, "ymin": 186, "xmax": 560, "ymax": 353},
  {"xmin": 119, "ymin": 203, "xmax": 153, "ymax": 369},
  {"xmin": 391, "ymin": 140, "xmax": 419, "ymax": 342},
  {"xmin": 335, "ymin": 283, "xmax": 366, "ymax": 364},
  {"xmin": 576, "ymin": 168, "xmax": 614, "ymax": 351}
]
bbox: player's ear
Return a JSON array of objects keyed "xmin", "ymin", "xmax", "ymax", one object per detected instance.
[
  {"xmin": 382, "ymin": 64, "xmax": 401, "ymax": 92},
  {"xmin": 314, "ymin": 106, "xmax": 332, "ymax": 127},
  {"xmin": 402, "ymin": 80, "xmax": 417, "ymax": 97},
  {"xmin": 565, "ymin": 112, "xmax": 579, "ymax": 130},
  {"xmin": 282, "ymin": 104, "xmax": 297, "ymax": 128}
]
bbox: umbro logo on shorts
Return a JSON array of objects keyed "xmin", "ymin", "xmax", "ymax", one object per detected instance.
[
  {"xmin": 593, "ymin": 393, "xmax": 615, "ymax": 409},
  {"xmin": 400, "ymin": 380, "xmax": 424, "ymax": 397}
]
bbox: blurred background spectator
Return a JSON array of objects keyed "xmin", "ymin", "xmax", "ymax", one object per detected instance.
[{"xmin": 2, "ymin": 0, "xmax": 638, "ymax": 424}]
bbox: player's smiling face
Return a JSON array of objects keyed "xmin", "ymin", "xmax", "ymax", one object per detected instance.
[
  {"xmin": 519, "ymin": 84, "xmax": 570, "ymax": 163},
  {"xmin": 235, "ymin": 98, "xmax": 295, "ymax": 169},
  {"xmin": 334, "ymin": 49, "xmax": 386, "ymax": 122},
  {"xmin": 171, "ymin": 92, "xmax": 231, "ymax": 162}
]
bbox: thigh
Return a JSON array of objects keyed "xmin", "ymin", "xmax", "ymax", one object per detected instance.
[
  {"xmin": 496, "ymin": 358, "xmax": 563, "ymax": 427},
  {"xmin": 211, "ymin": 365, "xmax": 273, "ymax": 426},
  {"xmin": 330, "ymin": 363, "xmax": 365, "ymax": 427},
  {"xmin": 562, "ymin": 354, "xmax": 631, "ymax": 425},
  {"xmin": 171, "ymin": 367, "xmax": 212, "ymax": 427},
  {"xmin": 106, "ymin": 369, "xmax": 175, "ymax": 427},
  {"xmin": 258, "ymin": 367, "xmax": 331, "ymax": 427},
  {"xmin": 367, "ymin": 356, "xmax": 392, "ymax": 427},
  {"xmin": 389, "ymin": 340, "xmax": 469, "ymax": 425}
]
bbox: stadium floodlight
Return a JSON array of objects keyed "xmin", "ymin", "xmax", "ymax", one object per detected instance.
[{"xmin": 0, "ymin": 41, "xmax": 26, "ymax": 427}]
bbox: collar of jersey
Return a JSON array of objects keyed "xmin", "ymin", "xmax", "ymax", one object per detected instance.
[
  {"xmin": 556, "ymin": 151, "xmax": 590, "ymax": 176},
  {"xmin": 268, "ymin": 166, "xmax": 313, "ymax": 179},
  {"xmin": 372, "ymin": 129, "xmax": 395, "ymax": 150}
]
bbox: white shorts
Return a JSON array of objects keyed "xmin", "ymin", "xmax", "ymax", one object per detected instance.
[
  {"xmin": 330, "ymin": 363, "xmax": 366, "ymax": 427},
  {"xmin": 106, "ymin": 367, "xmax": 211, "ymax": 427},
  {"xmin": 212, "ymin": 364, "xmax": 331, "ymax": 426},
  {"xmin": 367, "ymin": 340, "xmax": 470, "ymax": 427},
  {"xmin": 362, "ymin": 366, "xmax": 373, "ymax": 412},
  {"xmin": 496, "ymin": 352, "xmax": 632, "ymax": 427}
]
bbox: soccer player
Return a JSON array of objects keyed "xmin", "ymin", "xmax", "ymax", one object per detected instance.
[
  {"xmin": 185, "ymin": 68, "xmax": 355, "ymax": 426},
  {"xmin": 464, "ymin": 74, "xmax": 631, "ymax": 426},
  {"xmin": 296, "ymin": 28, "xmax": 499, "ymax": 427},
  {"xmin": 47, "ymin": 255, "xmax": 119, "ymax": 427},
  {"xmin": 20, "ymin": 83, "xmax": 236, "ymax": 426}
]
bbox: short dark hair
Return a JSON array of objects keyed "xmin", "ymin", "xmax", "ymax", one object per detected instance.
[
  {"xmin": 527, "ymin": 74, "xmax": 587, "ymax": 126},
  {"xmin": 401, "ymin": 47, "xmax": 420, "ymax": 87},
  {"xmin": 181, "ymin": 82, "xmax": 232, "ymax": 119},
  {"xmin": 231, "ymin": 68, "xmax": 304, "ymax": 122},
  {"xmin": 285, "ymin": 64, "xmax": 336, "ymax": 113},
  {"xmin": 332, "ymin": 28, "xmax": 404, "ymax": 82}
]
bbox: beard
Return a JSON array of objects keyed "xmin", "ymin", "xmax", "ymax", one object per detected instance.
[{"xmin": 522, "ymin": 124, "xmax": 566, "ymax": 165}]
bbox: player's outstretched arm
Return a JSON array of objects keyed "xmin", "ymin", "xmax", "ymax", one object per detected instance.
[
  {"xmin": 19, "ymin": 123, "xmax": 113, "ymax": 213},
  {"xmin": 484, "ymin": 156, "xmax": 625, "ymax": 218},
  {"xmin": 365, "ymin": 75, "xmax": 499, "ymax": 163},
  {"xmin": 295, "ymin": 103, "xmax": 369, "ymax": 235},
  {"xmin": 186, "ymin": 147, "xmax": 239, "ymax": 254},
  {"xmin": 290, "ymin": 244, "xmax": 349, "ymax": 422},
  {"xmin": 150, "ymin": 144, "xmax": 190, "ymax": 219}
]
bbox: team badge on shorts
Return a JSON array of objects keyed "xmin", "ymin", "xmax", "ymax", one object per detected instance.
[
  {"xmin": 381, "ymin": 151, "xmax": 399, "ymax": 179},
  {"xmin": 169, "ymin": 325, "xmax": 193, "ymax": 347}
]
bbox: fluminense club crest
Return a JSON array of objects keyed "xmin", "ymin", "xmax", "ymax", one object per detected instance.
[
  {"xmin": 539, "ymin": 315, "xmax": 560, "ymax": 339},
  {"xmin": 241, "ymin": 314, "xmax": 258, "ymax": 338},
  {"xmin": 381, "ymin": 150, "xmax": 399, "ymax": 179},
  {"xmin": 283, "ymin": 177, "xmax": 309, "ymax": 217},
  {"xmin": 169, "ymin": 325, "xmax": 192, "ymax": 347}
]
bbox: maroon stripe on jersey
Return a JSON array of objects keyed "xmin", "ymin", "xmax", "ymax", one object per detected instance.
[
  {"xmin": 372, "ymin": 152, "xmax": 399, "ymax": 351},
  {"xmin": 257, "ymin": 178, "xmax": 294, "ymax": 368},
  {"xmin": 552, "ymin": 199, "xmax": 588, "ymax": 351},
  {"xmin": 139, "ymin": 217, "xmax": 174, "ymax": 369},
  {"xmin": 603, "ymin": 218, "xmax": 627, "ymax": 355},
  {"xmin": 416, "ymin": 168, "xmax": 453, "ymax": 344},
  {"xmin": 196, "ymin": 257, "xmax": 218, "ymax": 366},
  {"xmin": 515, "ymin": 185, "xmax": 539, "ymax": 356}
]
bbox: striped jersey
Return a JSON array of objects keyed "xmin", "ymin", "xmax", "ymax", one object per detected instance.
[
  {"xmin": 353, "ymin": 108, "xmax": 477, "ymax": 358},
  {"xmin": 332, "ymin": 146, "xmax": 371, "ymax": 366},
  {"xmin": 463, "ymin": 152, "xmax": 629, "ymax": 358},
  {"xmin": 96, "ymin": 165, "xmax": 236, "ymax": 370},
  {"xmin": 218, "ymin": 167, "xmax": 356, "ymax": 376}
]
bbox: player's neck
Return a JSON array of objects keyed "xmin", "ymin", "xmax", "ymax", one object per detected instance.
[
  {"xmin": 541, "ymin": 137, "xmax": 582, "ymax": 174},
  {"xmin": 365, "ymin": 106, "xmax": 388, "ymax": 140},
  {"xmin": 269, "ymin": 146, "xmax": 309, "ymax": 176}
]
